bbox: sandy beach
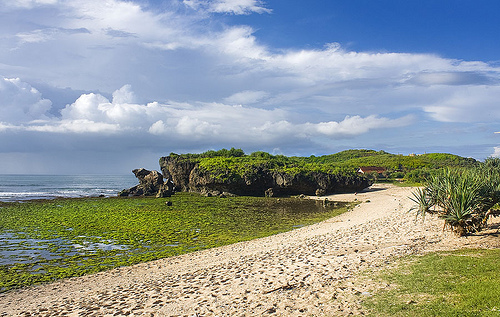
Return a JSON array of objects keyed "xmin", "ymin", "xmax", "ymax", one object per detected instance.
[{"xmin": 1, "ymin": 184, "xmax": 498, "ymax": 316}]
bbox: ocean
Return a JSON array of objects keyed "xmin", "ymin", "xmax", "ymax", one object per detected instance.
[{"xmin": 0, "ymin": 174, "xmax": 138, "ymax": 202}]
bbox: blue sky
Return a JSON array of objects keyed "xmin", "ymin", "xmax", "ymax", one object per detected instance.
[
  {"xmin": 226, "ymin": 0, "xmax": 500, "ymax": 61},
  {"xmin": 0, "ymin": 0, "xmax": 500, "ymax": 174}
]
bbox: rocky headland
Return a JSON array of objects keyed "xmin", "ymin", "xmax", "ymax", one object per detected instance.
[{"xmin": 158, "ymin": 155, "xmax": 371, "ymax": 197}]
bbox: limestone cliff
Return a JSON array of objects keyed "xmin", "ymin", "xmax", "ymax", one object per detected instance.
[{"xmin": 159, "ymin": 155, "xmax": 371, "ymax": 197}]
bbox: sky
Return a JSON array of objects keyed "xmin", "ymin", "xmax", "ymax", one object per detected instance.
[{"xmin": 1, "ymin": 0, "xmax": 500, "ymax": 174}]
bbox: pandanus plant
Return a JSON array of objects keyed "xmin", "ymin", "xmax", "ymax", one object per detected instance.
[{"xmin": 410, "ymin": 167, "xmax": 500, "ymax": 236}]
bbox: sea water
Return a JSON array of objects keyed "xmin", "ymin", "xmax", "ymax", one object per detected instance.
[{"xmin": 0, "ymin": 174, "xmax": 138, "ymax": 202}]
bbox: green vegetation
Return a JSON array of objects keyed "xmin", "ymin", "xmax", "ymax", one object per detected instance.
[
  {"xmin": 411, "ymin": 167, "xmax": 500, "ymax": 236},
  {"xmin": 0, "ymin": 193, "xmax": 351, "ymax": 291},
  {"xmin": 363, "ymin": 249, "xmax": 500, "ymax": 316},
  {"xmin": 167, "ymin": 148, "xmax": 477, "ymax": 183}
]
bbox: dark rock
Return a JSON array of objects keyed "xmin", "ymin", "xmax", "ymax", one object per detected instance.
[
  {"xmin": 119, "ymin": 168, "xmax": 173, "ymax": 197},
  {"xmin": 133, "ymin": 168, "xmax": 163, "ymax": 195},
  {"xmin": 156, "ymin": 181, "xmax": 174, "ymax": 198},
  {"xmin": 159, "ymin": 157, "xmax": 197, "ymax": 192}
]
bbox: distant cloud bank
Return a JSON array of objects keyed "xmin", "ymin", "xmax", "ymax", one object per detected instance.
[{"xmin": 0, "ymin": 80, "xmax": 412, "ymax": 143}]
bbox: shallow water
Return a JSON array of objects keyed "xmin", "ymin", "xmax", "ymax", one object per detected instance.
[{"xmin": 0, "ymin": 231, "xmax": 130, "ymax": 265}]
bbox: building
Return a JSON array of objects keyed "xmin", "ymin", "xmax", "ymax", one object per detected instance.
[{"xmin": 357, "ymin": 166, "xmax": 387, "ymax": 175}]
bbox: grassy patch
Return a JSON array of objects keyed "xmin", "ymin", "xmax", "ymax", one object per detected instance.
[
  {"xmin": 0, "ymin": 193, "xmax": 350, "ymax": 291},
  {"xmin": 363, "ymin": 249, "xmax": 500, "ymax": 316}
]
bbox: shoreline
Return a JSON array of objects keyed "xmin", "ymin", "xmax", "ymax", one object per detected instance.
[{"xmin": 1, "ymin": 184, "xmax": 498, "ymax": 316}]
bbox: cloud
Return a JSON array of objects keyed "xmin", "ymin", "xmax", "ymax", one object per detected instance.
[
  {"xmin": 1, "ymin": 83, "xmax": 411, "ymax": 144},
  {"xmin": 423, "ymin": 85, "xmax": 500, "ymax": 122},
  {"xmin": 26, "ymin": 119, "xmax": 121, "ymax": 134},
  {"xmin": 175, "ymin": 116, "xmax": 221, "ymax": 136},
  {"xmin": 105, "ymin": 28, "xmax": 137, "ymax": 38},
  {"xmin": 224, "ymin": 90, "xmax": 269, "ymax": 104},
  {"xmin": 2, "ymin": 0, "xmax": 500, "ymax": 122},
  {"xmin": 112, "ymin": 84, "xmax": 137, "ymax": 104},
  {"xmin": 16, "ymin": 27, "xmax": 91, "ymax": 44},
  {"xmin": 0, "ymin": 77, "xmax": 52, "ymax": 123},
  {"xmin": 215, "ymin": 26, "xmax": 269, "ymax": 60},
  {"xmin": 406, "ymin": 71, "xmax": 494, "ymax": 86},
  {"xmin": 0, "ymin": 0, "xmax": 59, "ymax": 10},
  {"xmin": 184, "ymin": 0, "xmax": 271, "ymax": 15},
  {"xmin": 308, "ymin": 115, "xmax": 414, "ymax": 138},
  {"xmin": 491, "ymin": 147, "xmax": 500, "ymax": 158},
  {"xmin": 1, "ymin": 0, "xmax": 500, "ymax": 172},
  {"xmin": 0, "ymin": 122, "xmax": 17, "ymax": 132},
  {"xmin": 60, "ymin": 93, "xmax": 111, "ymax": 122}
]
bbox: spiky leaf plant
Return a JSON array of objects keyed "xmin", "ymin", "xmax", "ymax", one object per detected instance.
[
  {"xmin": 409, "ymin": 187, "xmax": 433, "ymax": 221},
  {"xmin": 440, "ymin": 174, "xmax": 482, "ymax": 236},
  {"xmin": 411, "ymin": 166, "xmax": 500, "ymax": 236}
]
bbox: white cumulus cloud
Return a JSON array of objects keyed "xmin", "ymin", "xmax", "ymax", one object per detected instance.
[
  {"xmin": 0, "ymin": 77, "xmax": 52, "ymax": 123},
  {"xmin": 1, "ymin": 83, "xmax": 412, "ymax": 144}
]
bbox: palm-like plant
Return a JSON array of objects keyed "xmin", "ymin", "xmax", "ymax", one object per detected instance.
[
  {"xmin": 440, "ymin": 174, "xmax": 482, "ymax": 235},
  {"xmin": 410, "ymin": 166, "xmax": 500, "ymax": 236},
  {"xmin": 409, "ymin": 187, "xmax": 433, "ymax": 221}
]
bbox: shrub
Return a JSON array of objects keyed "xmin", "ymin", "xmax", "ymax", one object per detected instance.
[{"xmin": 411, "ymin": 167, "xmax": 500, "ymax": 236}]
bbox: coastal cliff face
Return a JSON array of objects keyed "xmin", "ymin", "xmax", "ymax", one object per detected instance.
[{"xmin": 159, "ymin": 156, "xmax": 371, "ymax": 197}]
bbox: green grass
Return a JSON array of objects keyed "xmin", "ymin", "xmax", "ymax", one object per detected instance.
[
  {"xmin": 363, "ymin": 249, "xmax": 500, "ymax": 316},
  {"xmin": 0, "ymin": 193, "xmax": 351, "ymax": 291}
]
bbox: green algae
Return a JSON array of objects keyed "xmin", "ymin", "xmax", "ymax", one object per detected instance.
[{"xmin": 0, "ymin": 193, "xmax": 351, "ymax": 291}]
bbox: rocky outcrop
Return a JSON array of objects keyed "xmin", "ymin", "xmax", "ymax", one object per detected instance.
[
  {"xmin": 119, "ymin": 168, "xmax": 174, "ymax": 197},
  {"xmin": 159, "ymin": 156, "xmax": 371, "ymax": 197},
  {"xmin": 159, "ymin": 157, "xmax": 197, "ymax": 192}
]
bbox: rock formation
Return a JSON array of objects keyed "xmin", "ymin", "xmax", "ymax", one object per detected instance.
[
  {"xmin": 159, "ymin": 156, "xmax": 371, "ymax": 197},
  {"xmin": 119, "ymin": 168, "xmax": 174, "ymax": 197}
]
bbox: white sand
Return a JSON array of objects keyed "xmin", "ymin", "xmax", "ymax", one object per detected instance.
[{"xmin": 0, "ymin": 184, "xmax": 498, "ymax": 316}]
